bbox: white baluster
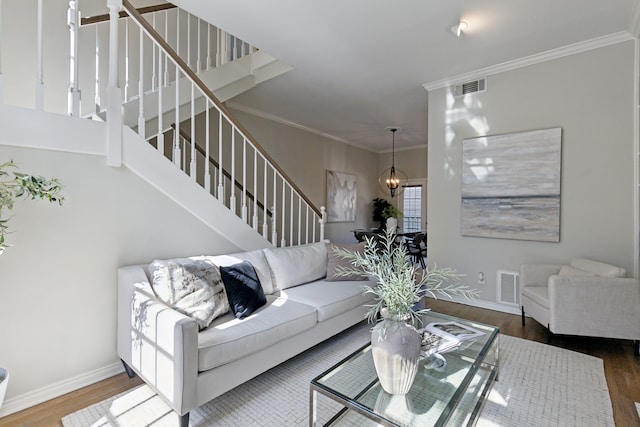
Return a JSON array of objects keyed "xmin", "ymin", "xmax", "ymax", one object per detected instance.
[
  {"xmin": 190, "ymin": 83, "xmax": 196, "ymax": 179},
  {"xmin": 157, "ymin": 48, "xmax": 164, "ymax": 155},
  {"xmin": 217, "ymin": 115, "xmax": 224, "ymax": 200},
  {"xmin": 297, "ymin": 196, "xmax": 302, "ymax": 245},
  {"xmin": 173, "ymin": 66, "xmax": 181, "ymax": 168},
  {"xmin": 272, "ymin": 170, "xmax": 277, "ymax": 244},
  {"xmin": 94, "ymin": 25, "xmax": 100, "ymax": 112},
  {"xmin": 313, "ymin": 211, "xmax": 317, "ymax": 242},
  {"xmin": 124, "ymin": 18, "xmax": 129, "ymax": 101},
  {"xmin": 204, "ymin": 100, "xmax": 211, "ymax": 192},
  {"xmin": 175, "ymin": 8, "xmax": 180, "ymax": 60},
  {"xmin": 242, "ymin": 137, "xmax": 247, "ymax": 222},
  {"xmin": 281, "ymin": 180, "xmax": 286, "ymax": 247},
  {"xmin": 319, "ymin": 206, "xmax": 326, "ymax": 241},
  {"xmin": 216, "ymin": 28, "xmax": 221, "ymax": 67},
  {"xmin": 252, "ymin": 148, "xmax": 258, "ymax": 229},
  {"xmin": 106, "ymin": 0, "xmax": 123, "ymax": 167},
  {"xmin": 306, "ymin": 206, "xmax": 309, "ymax": 244},
  {"xmin": 196, "ymin": 18, "xmax": 201, "ymax": 73},
  {"xmin": 290, "ymin": 187, "xmax": 294, "ymax": 245},
  {"xmin": 230, "ymin": 128, "xmax": 236, "ymax": 214},
  {"xmin": 151, "ymin": 13, "xmax": 156, "ymax": 90},
  {"xmin": 163, "ymin": 11, "xmax": 168, "ymax": 84},
  {"xmin": 35, "ymin": 0, "xmax": 44, "ymax": 110},
  {"xmin": 137, "ymin": 25, "xmax": 145, "ymax": 138},
  {"xmin": 67, "ymin": 1, "xmax": 81, "ymax": 116},
  {"xmin": 271, "ymin": 205, "xmax": 277, "ymax": 245},
  {"xmin": 186, "ymin": 12, "xmax": 191, "ymax": 69},
  {"xmin": 206, "ymin": 23, "xmax": 211, "ymax": 69},
  {"xmin": 262, "ymin": 158, "xmax": 268, "ymax": 237}
]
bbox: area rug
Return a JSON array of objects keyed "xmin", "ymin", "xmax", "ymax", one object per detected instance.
[{"xmin": 62, "ymin": 322, "xmax": 614, "ymax": 427}]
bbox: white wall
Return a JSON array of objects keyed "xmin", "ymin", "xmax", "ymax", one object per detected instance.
[
  {"xmin": 427, "ymin": 41, "xmax": 635, "ymax": 308},
  {"xmin": 0, "ymin": 112, "xmax": 240, "ymax": 413},
  {"xmin": 229, "ymin": 108, "xmax": 381, "ymax": 243}
]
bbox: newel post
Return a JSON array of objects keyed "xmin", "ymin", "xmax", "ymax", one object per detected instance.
[
  {"xmin": 106, "ymin": 0, "xmax": 123, "ymax": 167},
  {"xmin": 67, "ymin": 1, "xmax": 81, "ymax": 116},
  {"xmin": 319, "ymin": 206, "xmax": 326, "ymax": 241}
]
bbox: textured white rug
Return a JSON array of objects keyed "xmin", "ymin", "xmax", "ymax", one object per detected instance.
[{"xmin": 62, "ymin": 322, "xmax": 614, "ymax": 427}]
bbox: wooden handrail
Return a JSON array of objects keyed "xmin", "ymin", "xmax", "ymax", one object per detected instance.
[
  {"xmin": 81, "ymin": 3, "xmax": 176, "ymax": 26},
  {"xmin": 122, "ymin": 0, "xmax": 322, "ymax": 218},
  {"xmin": 170, "ymin": 124, "xmax": 273, "ymax": 218}
]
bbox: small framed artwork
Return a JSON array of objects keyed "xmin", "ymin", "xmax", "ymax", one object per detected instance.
[{"xmin": 326, "ymin": 170, "xmax": 356, "ymax": 222}]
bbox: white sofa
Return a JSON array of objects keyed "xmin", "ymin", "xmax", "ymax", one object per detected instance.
[
  {"xmin": 520, "ymin": 257, "xmax": 640, "ymax": 355},
  {"xmin": 117, "ymin": 241, "xmax": 375, "ymax": 426}
]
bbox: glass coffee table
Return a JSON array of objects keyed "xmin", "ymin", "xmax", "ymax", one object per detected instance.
[{"xmin": 309, "ymin": 311, "xmax": 499, "ymax": 426}]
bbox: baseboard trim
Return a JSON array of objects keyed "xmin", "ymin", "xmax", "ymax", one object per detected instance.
[
  {"xmin": 0, "ymin": 362, "xmax": 124, "ymax": 418},
  {"xmin": 427, "ymin": 295, "xmax": 522, "ymax": 316}
]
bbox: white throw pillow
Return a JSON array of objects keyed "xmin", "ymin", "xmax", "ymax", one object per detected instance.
[
  {"xmin": 558, "ymin": 265, "xmax": 595, "ymax": 277},
  {"xmin": 570, "ymin": 257, "xmax": 626, "ymax": 278},
  {"xmin": 149, "ymin": 258, "xmax": 230, "ymax": 330},
  {"xmin": 264, "ymin": 242, "xmax": 328, "ymax": 291}
]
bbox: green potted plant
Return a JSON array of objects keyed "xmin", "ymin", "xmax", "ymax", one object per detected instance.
[
  {"xmin": 372, "ymin": 198, "xmax": 402, "ymax": 231},
  {"xmin": 0, "ymin": 160, "xmax": 64, "ymax": 254},
  {"xmin": 332, "ymin": 228, "xmax": 477, "ymax": 394}
]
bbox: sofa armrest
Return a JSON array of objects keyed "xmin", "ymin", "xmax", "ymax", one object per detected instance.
[
  {"xmin": 520, "ymin": 264, "xmax": 563, "ymax": 288},
  {"xmin": 548, "ymin": 275, "xmax": 640, "ymax": 340},
  {"xmin": 117, "ymin": 266, "xmax": 198, "ymax": 416}
]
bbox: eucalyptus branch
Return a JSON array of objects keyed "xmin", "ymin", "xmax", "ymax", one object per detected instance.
[
  {"xmin": 0, "ymin": 160, "xmax": 64, "ymax": 253},
  {"xmin": 332, "ymin": 227, "xmax": 478, "ymax": 324}
]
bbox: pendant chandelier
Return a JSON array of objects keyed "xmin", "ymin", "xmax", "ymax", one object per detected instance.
[{"xmin": 379, "ymin": 127, "xmax": 407, "ymax": 198}]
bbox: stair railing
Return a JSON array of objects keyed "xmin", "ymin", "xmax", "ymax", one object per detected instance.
[
  {"xmin": 116, "ymin": 0, "xmax": 325, "ymax": 246},
  {"xmin": 68, "ymin": 1, "xmax": 256, "ymax": 118}
]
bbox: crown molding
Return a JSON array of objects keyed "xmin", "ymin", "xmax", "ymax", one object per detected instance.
[
  {"xmin": 423, "ymin": 31, "xmax": 634, "ymax": 92},
  {"xmin": 225, "ymin": 101, "xmax": 378, "ymax": 153}
]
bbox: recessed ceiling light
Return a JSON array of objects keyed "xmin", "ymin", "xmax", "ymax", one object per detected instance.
[{"xmin": 451, "ymin": 21, "xmax": 468, "ymax": 37}]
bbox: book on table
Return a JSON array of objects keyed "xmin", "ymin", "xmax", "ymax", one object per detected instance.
[{"xmin": 418, "ymin": 321, "xmax": 485, "ymax": 356}]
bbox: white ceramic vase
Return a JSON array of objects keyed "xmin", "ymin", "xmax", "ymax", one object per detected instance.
[
  {"xmin": 385, "ymin": 217, "xmax": 398, "ymax": 232},
  {"xmin": 371, "ymin": 313, "xmax": 421, "ymax": 395},
  {"xmin": 0, "ymin": 368, "xmax": 8, "ymax": 410}
]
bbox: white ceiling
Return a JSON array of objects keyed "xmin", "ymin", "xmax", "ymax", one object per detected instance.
[{"xmin": 172, "ymin": 0, "xmax": 639, "ymax": 152}]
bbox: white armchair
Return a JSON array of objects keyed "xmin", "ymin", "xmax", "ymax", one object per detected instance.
[{"xmin": 520, "ymin": 257, "xmax": 640, "ymax": 355}]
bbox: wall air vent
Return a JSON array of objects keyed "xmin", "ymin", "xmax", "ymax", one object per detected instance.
[
  {"xmin": 453, "ymin": 78, "xmax": 487, "ymax": 97},
  {"xmin": 497, "ymin": 270, "xmax": 519, "ymax": 307}
]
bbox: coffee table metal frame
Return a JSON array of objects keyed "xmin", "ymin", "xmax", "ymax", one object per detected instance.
[{"xmin": 309, "ymin": 311, "xmax": 499, "ymax": 427}]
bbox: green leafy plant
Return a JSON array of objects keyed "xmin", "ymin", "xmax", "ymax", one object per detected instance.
[
  {"xmin": 332, "ymin": 227, "xmax": 477, "ymax": 324},
  {"xmin": 0, "ymin": 160, "xmax": 64, "ymax": 254},
  {"xmin": 372, "ymin": 197, "xmax": 402, "ymax": 230}
]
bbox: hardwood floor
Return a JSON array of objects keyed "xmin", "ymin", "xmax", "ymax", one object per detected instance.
[{"xmin": 1, "ymin": 299, "xmax": 638, "ymax": 426}]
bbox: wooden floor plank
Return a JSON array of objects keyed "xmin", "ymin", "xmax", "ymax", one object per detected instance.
[{"xmin": 0, "ymin": 299, "xmax": 637, "ymax": 426}]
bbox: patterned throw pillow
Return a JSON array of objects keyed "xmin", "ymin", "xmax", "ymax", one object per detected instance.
[{"xmin": 149, "ymin": 258, "xmax": 230, "ymax": 330}]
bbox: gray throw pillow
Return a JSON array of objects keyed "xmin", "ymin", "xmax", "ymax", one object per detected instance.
[{"xmin": 149, "ymin": 258, "xmax": 230, "ymax": 330}]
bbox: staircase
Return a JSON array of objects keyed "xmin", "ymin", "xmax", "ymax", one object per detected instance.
[{"xmin": 2, "ymin": 0, "xmax": 325, "ymax": 249}]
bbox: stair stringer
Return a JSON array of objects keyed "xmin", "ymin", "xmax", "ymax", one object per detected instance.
[{"xmin": 121, "ymin": 125, "xmax": 273, "ymax": 252}]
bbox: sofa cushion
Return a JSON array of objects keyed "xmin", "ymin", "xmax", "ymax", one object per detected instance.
[
  {"xmin": 282, "ymin": 279, "xmax": 373, "ymax": 322},
  {"xmin": 521, "ymin": 285, "xmax": 549, "ymax": 309},
  {"xmin": 149, "ymin": 258, "xmax": 230, "ymax": 330},
  {"xmin": 264, "ymin": 242, "xmax": 328, "ymax": 291},
  {"xmin": 558, "ymin": 265, "xmax": 596, "ymax": 277},
  {"xmin": 220, "ymin": 261, "xmax": 267, "ymax": 319},
  {"xmin": 325, "ymin": 242, "xmax": 368, "ymax": 281},
  {"xmin": 570, "ymin": 258, "xmax": 626, "ymax": 278},
  {"xmin": 197, "ymin": 295, "xmax": 317, "ymax": 371},
  {"xmin": 205, "ymin": 249, "xmax": 275, "ymax": 295}
]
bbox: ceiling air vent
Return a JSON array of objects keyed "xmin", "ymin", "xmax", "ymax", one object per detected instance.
[{"xmin": 453, "ymin": 78, "xmax": 487, "ymax": 97}]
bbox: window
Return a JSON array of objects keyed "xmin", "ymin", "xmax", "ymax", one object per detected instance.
[{"xmin": 402, "ymin": 184, "xmax": 423, "ymax": 233}]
